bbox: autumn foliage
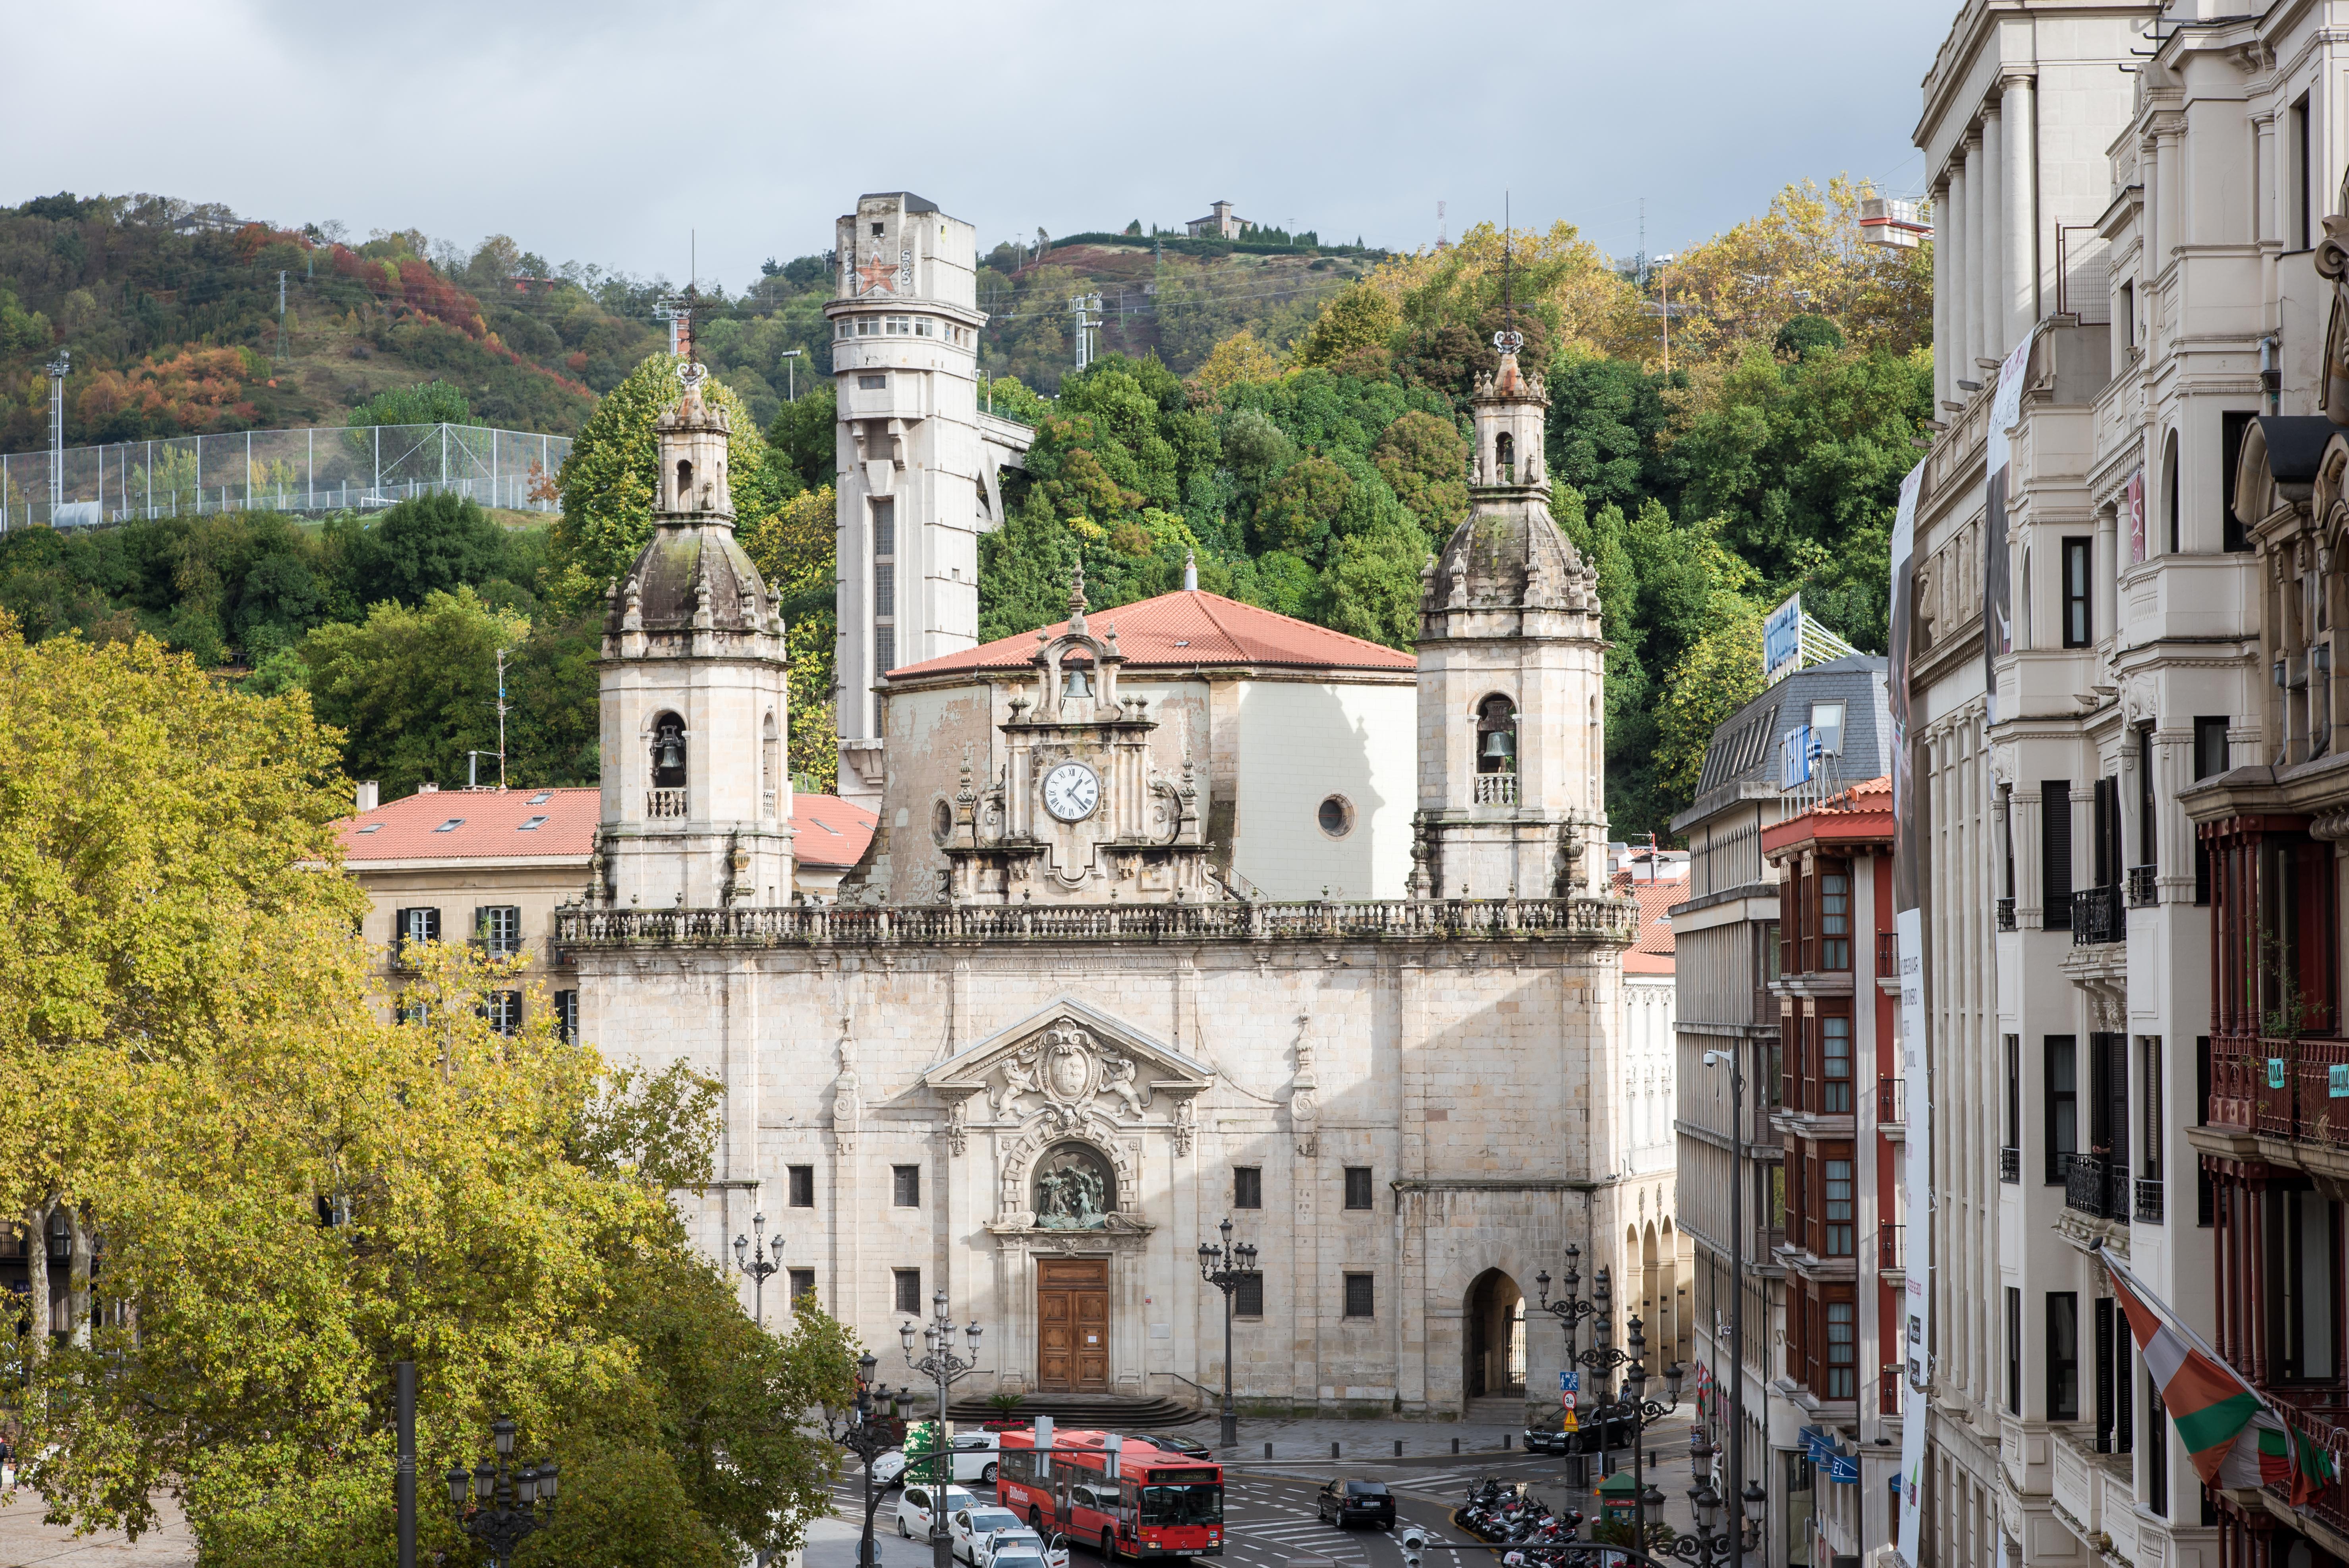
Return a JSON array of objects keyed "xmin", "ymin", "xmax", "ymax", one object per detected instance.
[{"xmin": 73, "ymin": 347, "xmax": 259, "ymax": 431}]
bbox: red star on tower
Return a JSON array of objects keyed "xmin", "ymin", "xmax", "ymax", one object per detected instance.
[{"xmin": 855, "ymin": 253, "xmax": 896, "ymax": 295}]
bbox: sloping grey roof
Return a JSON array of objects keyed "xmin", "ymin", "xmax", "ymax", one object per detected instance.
[
  {"xmin": 607, "ymin": 524, "xmax": 771, "ymax": 635},
  {"xmin": 861, "ymin": 192, "xmax": 940, "ymax": 213},
  {"xmin": 1670, "ymin": 654, "xmax": 1891, "ymax": 831}
]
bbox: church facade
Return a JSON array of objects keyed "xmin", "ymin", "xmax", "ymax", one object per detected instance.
[{"xmin": 547, "ymin": 199, "xmax": 1659, "ymax": 1417}]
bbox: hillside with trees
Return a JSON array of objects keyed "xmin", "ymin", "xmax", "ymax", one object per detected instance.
[{"xmin": 0, "ymin": 177, "xmax": 1929, "ymax": 839}]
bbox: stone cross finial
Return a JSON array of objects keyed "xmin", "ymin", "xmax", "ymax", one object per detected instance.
[{"xmin": 1068, "ymin": 561, "xmax": 1089, "ymax": 631}]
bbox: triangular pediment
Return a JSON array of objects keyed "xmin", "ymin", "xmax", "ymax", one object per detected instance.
[{"xmin": 924, "ymin": 993, "xmax": 1214, "ymax": 1098}]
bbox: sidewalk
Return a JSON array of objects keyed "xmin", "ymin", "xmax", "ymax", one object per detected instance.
[{"xmin": 0, "ymin": 1490, "xmax": 197, "ymax": 1568}]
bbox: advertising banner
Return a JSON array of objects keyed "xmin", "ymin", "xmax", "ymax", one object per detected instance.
[
  {"xmin": 1888, "ymin": 454, "xmax": 1932, "ymax": 1568},
  {"xmin": 1980, "ymin": 335, "xmax": 2032, "ymax": 726},
  {"xmin": 1764, "ymin": 592, "xmax": 1804, "ymax": 685}
]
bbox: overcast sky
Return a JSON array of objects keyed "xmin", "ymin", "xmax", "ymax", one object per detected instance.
[{"xmin": 8, "ymin": 0, "xmax": 1953, "ymax": 290}]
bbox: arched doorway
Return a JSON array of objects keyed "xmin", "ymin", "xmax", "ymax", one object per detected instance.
[{"xmin": 1464, "ymin": 1269, "xmax": 1526, "ymax": 1401}]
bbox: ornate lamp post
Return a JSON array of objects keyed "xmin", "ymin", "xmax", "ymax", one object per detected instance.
[
  {"xmin": 834, "ymin": 1351, "xmax": 898, "ymax": 1568},
  {"xmin": 1197, "ymin": 1217, "xmax": 1261, "ymax": 1449},
  {"xmin": 1666, "ymin": 1430, "xmax": 1768, "ymax": 1565},
  {"xmin": 444, "ymin": 1417, "xmax": 556, "ymax": 1568},
  {"xmin": 903, "ymin": 1289, "xmax": 984, "ymax": 1568},
  {"xmin": 1534, "ymin": 1250, "xmax": 1685, "ymax": 1553},
  {"xmin": 732, "ymin": 1211, "xmax": 782, "ymax": 1327}
]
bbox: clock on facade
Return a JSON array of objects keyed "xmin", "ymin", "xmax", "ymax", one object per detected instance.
[{"xmin": 1041, "ymin": 761, "xmax": 1101, "ymax": 823}]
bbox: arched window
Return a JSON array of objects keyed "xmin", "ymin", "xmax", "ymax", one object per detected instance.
[
  {"xmin": 676, "ymin": 458, "xmax": 694, "ymax": 508},
  {"xmin": 1475, "ymin": 695, "xmax": 1517, "ymax": 774},
  {"xmin": 1495, "ymin": 431, "xmax": 1515, "ymax": 484},
  {"xmin": 651, "ymin": 712, "xmax": 688, "ymax": 790},
  {"xmin": 761, "ymin": 712, "xmax": 780, "ymax": 818},
  {"xmin": 2163, "ymin": 430, "xmax": 2181, "ymax": 554}
]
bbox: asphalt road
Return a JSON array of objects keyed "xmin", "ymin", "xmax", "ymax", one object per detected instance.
[{"xmin": 826, "ymin": 1451, "xmax": 1591, "ymax": 1568}]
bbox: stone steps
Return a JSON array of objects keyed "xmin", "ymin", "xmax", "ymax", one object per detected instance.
[{"xmin": 947, "ymin": 1392, "xmax": 1206, "ymax": 1427}]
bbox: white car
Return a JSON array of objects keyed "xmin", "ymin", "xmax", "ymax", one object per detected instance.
[
  {"xmin": 980, "ymin": 1528, "xmax": 1070, "ymax": 1568},
  {"xmin": 950, "ymin": 1506, "xmax": 1026, "ymax": 1563},
  {"xmin": 896, "ymin": 1484, "xmax": 978, "ymax": 1542},
  {"xmin": 948, "ymin": 1429, "xmax": 1003, "ymax": 1484},
  {"xmin": 869, "ymin": 1449, "xmax": 907, "ymax": 1490}
]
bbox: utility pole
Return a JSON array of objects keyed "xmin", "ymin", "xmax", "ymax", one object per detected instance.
[
  {"xmin": 1068, "ymin": 294, "xmax": 1101, "ymax": 371},
  {"xmin": 780, "ymin": 348, "xmax": 803, "ymax": 402},
  {"xmin": 496, "ymin": 645, "xmax": 508, "ymax": 789},
  {"xmin": 46, "ymin": 350, "xmax": 68, "ymax": 517},
  {"xmin": 276, "ymin": 269, "xmax": 289, "ymax": 360},
  {"xmin": 654, "ymin": 294, "xmax": 688, "ymax": 355}
]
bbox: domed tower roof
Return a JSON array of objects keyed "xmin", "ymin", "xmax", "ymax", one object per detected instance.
[
  {"xmin": 1421, "ymin": 348, "xmax": 1599, "ymax": 615},
  {"xmin": 605, "ymin": 363, "xmax": 780, "ymax": 637}
]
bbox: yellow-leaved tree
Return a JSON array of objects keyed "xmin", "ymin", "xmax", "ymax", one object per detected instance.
[{"xmin": 0, "ymin": 618, "xmax": 856, "ymax": 1568}]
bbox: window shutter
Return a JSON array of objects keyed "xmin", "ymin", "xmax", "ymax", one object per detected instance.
[
  {"xmin": 2043, "ymin": 782, "xmax": 2073, "ymax": 927},
  {"xmin": 422, "ymin": 907, "xmax": 442, "ymax": 942},
  {"xmin": 393, "ymin": 908, "xmax": 413, "ymax": 959}
]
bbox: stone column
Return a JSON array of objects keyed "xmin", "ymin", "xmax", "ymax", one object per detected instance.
[
  {"xmin": 2001, "ymin": 73, "xmax": 2037, "ymax": 346},
  {"xmin": 1945, "ymin": 160, "xmax": 1970, "ymax": 395},
  {"xmin": 1964, "ymin": 131, "xmax": 1988, "ymax": 373},
  {"xmin": 1932, "ymin": 178, "xmax": 1953, "ymax": 407},
  {"xmin": 1980, "ymin": 106, "xmax": 2005, "ymax": 367},
  {"xmin": 2096, "ymin": 504, "xmax": 2118, "ymax": 645}
]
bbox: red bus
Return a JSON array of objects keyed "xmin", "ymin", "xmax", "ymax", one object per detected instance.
[{"xmin": 994, "ymin": 1428, "xmax": 1223, "ymax": 1559}]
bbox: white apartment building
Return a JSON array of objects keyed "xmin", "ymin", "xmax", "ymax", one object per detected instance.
[{"xmin": 1910, "ymin": 1, "xmax": 2349, "ymax": 1564}]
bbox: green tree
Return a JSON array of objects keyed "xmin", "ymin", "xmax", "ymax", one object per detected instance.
[
  {"xmin": 345, "ymin": 492, "xmax": 519, "ymax": 610},
  {"xmin": 299, "ymin": 587, "xmax": 527, "ymax": 796},
  {"xmin": 549, "ymin": 354, "xmax": 783, "ymax": 613},
  {"xmin": 1370, "ymin": 410, "xmax": 1469, "ymax": 537},
  {"xmin": 765, "ymin": 382, "xmax": 835, "ymax": 493},
  {"xmin": 346, "ymin": 380, "xmax": 479, "ymax": 428}
]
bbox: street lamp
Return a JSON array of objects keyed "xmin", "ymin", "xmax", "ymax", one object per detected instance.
[
  {"xmin": 444, "ymin": 1417, "xmax": 556, "ymax": 1568},
  {"xmin": 1667, "ymin": 1432, "xmax": 1767, "ymax": 1563},
  {"xmin": 733, "ymin": 1212, "xmax": 782, "ymax": 1327},
  {"xmin": 1198, "ymin": 1217, "xmax": 1261, "ymax": 1448},
  {"xmin": 904, "ymin": 1288, "xmax": 984, "ymax": 1568},
  {"xmin": 1534, "ymin": 1253, "xmax": 1686, "ymax": 1553},
  {"xmin": 835, "ymin": 1350, "xmax": 896, "ymax": 1568}
]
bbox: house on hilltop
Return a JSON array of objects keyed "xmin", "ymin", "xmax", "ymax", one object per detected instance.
[{"xmin": 1184, "ymin": 201, "xmax": 1249, "ymax": 240}]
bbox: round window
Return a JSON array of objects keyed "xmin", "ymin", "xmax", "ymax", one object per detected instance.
[
  {"xmin": 1317, "ymin": 795, "xmax": 1354, "ymax": 837},
  {"xmin": 930, "ymin": 798, "xmax": 954, "ymax": 845}
]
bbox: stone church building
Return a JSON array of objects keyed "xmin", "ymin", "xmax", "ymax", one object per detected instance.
[{"xmin": 515, "ymin": 193, "xmax": 1668, "ymax": 1419}]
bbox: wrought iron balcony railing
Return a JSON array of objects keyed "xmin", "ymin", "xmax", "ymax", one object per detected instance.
[
  {"xmin": 2134, "ymin": 1177, "xmax": 2164, "ymax": 1224},
  {"xmin": 1995, "ymin": 897, "xmax": 2016, "ymax": 932},
  {"xmin": 2063, "ymin": 1153, "xmax": 2129, "ymax": 1220},
  {"xmin": 2127, "ymin": 864, "xmax": 2158, "ymax": 907},
  {"xmin": 2071, "ymin": 884, "xmax": 2124, "ymax": 946},
  {"xmin": 1999, "ymin": 1145, "xmax": 2021, "ymax": 1183}
]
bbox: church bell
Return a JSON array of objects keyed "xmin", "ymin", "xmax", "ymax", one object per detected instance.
[
  {"xmin": 1064, "ymin": 665, "xmax": 1093, "ymax": 701},
  {"xmin": 1482, "ymin": 729, "xmax": 1516, "ymax": 761}
]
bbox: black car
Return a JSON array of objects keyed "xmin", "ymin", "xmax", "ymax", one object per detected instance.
[
  {"xmin": 1527, "ymin": 1414, "xmax": 1635, "ymax": 1456},
  {"xmin": 1316, "ymin": 1479, "xmax": 1395, "ymax": 1529},
  {"xmin": 1143, "ymin": 1434, "xmax": 1215, "ymax": 1460}
]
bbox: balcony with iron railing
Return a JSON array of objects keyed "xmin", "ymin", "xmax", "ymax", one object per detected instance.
[
  {"xmin": 1999, "ymin": 1145, "xmax": 2021, "ymax": 1183},
  {"xmin": 1875, "ymin": 932, "xmax": 1898, "ymax": 979},
  {"xmin": 2205, "ymin": 1036, "xmax": 2349, "ymax": 1154},
  {"xmin": 2133, "ymin": 1176, "xmax": 2164, "ymax": 1224},
  {"xmin": 1996, "ymin": 897, "xmax": 2017, "ymax": 932},
  {"xmin": 1876, "ymin": 1076, "xmax": 1907, "ymax": 1141},
  {"xmin": 2071, "ymin": 884, "xmax": 2124, "ymax": 946},
  {"xmin": 2127, "ymin": 864, "xmax": 2158, "ymax": 907},
  {"xmin": 1878, "ymin": 1221, "xmax": 1904, "ymax": 1277},
  {"xmin": 2062, "ymin": 1153, "xmax": 2130, "ymax": 1222}
]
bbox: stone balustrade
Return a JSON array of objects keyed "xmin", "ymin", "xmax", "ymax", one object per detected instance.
[{"xmin": 553, "ymin": 894, "xmax": 1639, "ymax": 949}]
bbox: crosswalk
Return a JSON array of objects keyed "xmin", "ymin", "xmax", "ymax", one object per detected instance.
[{"xmin": 1218, "ymin": 1483, "xmax": 1369, "ymax": 1567}]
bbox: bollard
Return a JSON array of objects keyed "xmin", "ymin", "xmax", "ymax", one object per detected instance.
[
  {"xmin": 1451, "ymin": 1437, "xmax": 1460, "ymax": 1454},
  {"xmin": 1503, "ymin": 1433, "xmax": 1511, "ymax": 1450},
  {"xmin": 1265, "ymin": 1442, "xmax": 1273, "ymax": 1459},
  {"xmin": 1331, "ymin": 1442, "xmax": 1341, "ymax": 1458},
  {"xmin": 1394, "ymin": 1440, "xmax": 1403, "ymax": 1457}
]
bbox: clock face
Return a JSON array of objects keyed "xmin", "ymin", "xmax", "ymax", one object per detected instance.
[{"xmin": 1041, "ymin": 761, "xmax": 1101, "ymax": 823}]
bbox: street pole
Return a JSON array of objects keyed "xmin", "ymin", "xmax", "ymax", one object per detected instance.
[
  {"xmin": 1198, "ymin": 1218, "xmax": 1260, "ymax": 1449},
  {"xmin": 396, "ymin": 1361, "xmax": 415, "ymax": 1568},
  {"xmin": 1730, "ymin": 1049, "xmax": 1744, "ymax": 1566},
  {"xmin": 733, "ymin": 1211, "xmax": 782, "ymax": 1328},
  {"xmin": 904, "ymin": 1289, "xmax": 984, "ymax": 1568}
]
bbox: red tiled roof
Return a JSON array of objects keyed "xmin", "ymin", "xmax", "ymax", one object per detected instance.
[
  {"xmin": 339, "ymin": 786, "xmax": 599, "ymax": 861},
  {"xmin": 885, "ymin": 589, "xmax": 1416, "ymax": 680},
  {"xmin": 1761, "ymin": 775, "xmax": 1894, "ymax": 857},
  {"xmin": 1615, "ymin": 877, "xmax": 1678, "ymax": 975},
  {"xmin": 334, "ymin": 786, "xmax": 875, "ymax": 868},
  {"xmin": 792, "ymin": 794, "xmax": 877, "ymax": 869}
]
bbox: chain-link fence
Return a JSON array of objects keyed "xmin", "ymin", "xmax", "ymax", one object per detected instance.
[{"xmin": 0, "ymin": 423, "xmax": 574, "ymax": 532}]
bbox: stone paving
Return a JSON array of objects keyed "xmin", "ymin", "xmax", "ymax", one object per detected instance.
[{"xmin": 0, "ymin": 1487, "xmax": 197, "ymax": 1568}]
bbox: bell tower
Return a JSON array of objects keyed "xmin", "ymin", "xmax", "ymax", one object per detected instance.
[
  {"xmin": 1410, "ymin": 309, "xmax": 1608, "ymax": 900},
  {"xmin": 596, "ymin": 350, "xmax": 795, "ymax": 910}
]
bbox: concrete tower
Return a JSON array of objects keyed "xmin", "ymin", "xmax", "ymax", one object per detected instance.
[
  {"xmin": 595, "ymin": 359, "xmax": 795, "ymax": 910},
  {"xmin": 826, "ymin": 192, "xmax": 1030, "ymax": 807},
  {"xmin": 1410, "ymin": 338, "xmax": 1609, "ymax": 899}
]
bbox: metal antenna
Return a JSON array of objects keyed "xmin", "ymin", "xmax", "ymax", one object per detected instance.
[{"xmin": 1494, "ymin": 194, "xmax": 1523, "ymax": 359}]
